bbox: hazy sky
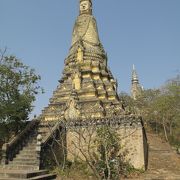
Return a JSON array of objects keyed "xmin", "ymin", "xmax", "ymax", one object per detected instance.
[{"xmin": 0, "ymin": 0, "xmax": 180, "ymax": 117}]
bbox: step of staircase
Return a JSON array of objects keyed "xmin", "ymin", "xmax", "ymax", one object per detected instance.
[
  {"xmin": 19, "ymin": 149, "xmax": 37, "ymax": 153},
  {"xmin": 10, "ymin": 160, "xmax": 39, "ymax": 166},
  {"xmin": 15, "ymin": 154, "xmax": 37, "ymax": 159},
  {"xmin": 5, "ymin": 164, "xmax": 39, "ymax": 171},
  {"xmin": 25, "ymin": 145, "xmax": 36, "ymax": 148},
  {"xmin": 18, "ymin": 151, "xmax": 37, "ymax": 156},
  {"xmin": 0, "ymin": 169, "xmax": 56, "ymax": 179},
  {"xmin": 26, "ymin": 144, "xmax": 37, "ymax": 148},
  {"xmin": 13, "ymin": 157, "xmax": 37, "ymax": 161},
  {"xmin": 24, "ymin": 145, "xmax": 37, "ymax": 149},
  {"xmin": 29, "ymin": 174, "xmax": 56, "ymax": 180},
  {"xmin": 27, "ymin": 140, "xmax": 37, "ymax": 144},
  {"xmin": 38, "ymin": 132, "xmax": 48, "ymax": 136}
]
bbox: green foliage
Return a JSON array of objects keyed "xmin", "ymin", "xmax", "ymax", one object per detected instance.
[
  {"xmin": 120, "ymin": 74, "xmax": 180, "ymax": 147},
  {"xmin": 0, "ymin": 54, "xmax": 43, "ymax": 141},
  {"xmin": 52, "ymin": 126, "xmax": 132, "ymax": 180},
  {"xmin": 95, "ymin": 126, "xmax": 131, "ymax": 179},
  {"xmin": 146, "ymin": 75, "xmax": 180, "ymax": 143}
]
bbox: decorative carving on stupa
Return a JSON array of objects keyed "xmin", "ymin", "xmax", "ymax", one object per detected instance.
[
  {"xmin": 64, "ymin": 90, "xmax": 80, "ymax": 120},
  {"xmin": 41, "ymin": 0, "xmax": 123, "ymax": 121},
  {"xmin": 72, "ymin": 70, "xmax": 81, "ymax": 90},
  {"xmin": 77, "ymin": 47, "xmax": 84, "ymax": 63},
  {"xmin": 79, "ymin": 0, "xmax": 92, "ymax": 15}
]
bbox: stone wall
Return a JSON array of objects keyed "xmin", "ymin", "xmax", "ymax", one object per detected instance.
[
  {"xmin": 117, "ymin": 125, "xmax": 148, "ymax": 170},
  {"xmin": 67, "ymin": 127, "xmax": 97, "ymax": 162},
  {"xmin": 66, "ymin": 120, "xmax": 148, "ymax": 170}
]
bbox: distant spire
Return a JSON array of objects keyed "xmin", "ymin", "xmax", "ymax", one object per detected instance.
[
  {"xmin": 132, "ymin": 64, "xmax": 139, "ymax": 83},
  {"xmin": 79, "ymin": 0, "xmax": 92, "ymax": 15},
  {"xmin": 131, "ymin": 65, "xmax": 142, "ymax": 100}
]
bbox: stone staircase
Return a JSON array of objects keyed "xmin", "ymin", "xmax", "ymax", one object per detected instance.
[
  {"xmin": 0, "ymin": 119, "xmax": 57, "ymax": 179},
  {"xmin": 123, "ymin": 133, "xmax": 180, "ymax": 180},
  {"xmin": 5, "ymin": 134, "xmax": 39, "ymax": 171}
]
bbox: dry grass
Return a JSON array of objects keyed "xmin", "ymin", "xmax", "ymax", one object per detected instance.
[{"xmin": 53, "ymin": 161, "xmax": 96, "ymax": 180}]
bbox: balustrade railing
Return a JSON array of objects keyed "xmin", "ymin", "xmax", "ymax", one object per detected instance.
[
  {"xmin": 39, "ymin": 121, "xmax": 63, "ymax": 169},
  {"xmin": 1, "ymin": 119, "xmax": 40, "ymax": 165}
]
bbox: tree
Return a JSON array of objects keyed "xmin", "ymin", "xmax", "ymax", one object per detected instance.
[
  {"xmin": 47, "ymin": 122, "xmax": 131, "ymax": 180},
  {"xmin": 120, "ymin": 75, "xmax": 180, "ymax": 146},
  {"xmin": 95, "ymin": 126, "xmax": 130, "ymax": 180},
  {"xmin": 0, "ymin": 50, "xmax": 43, "ymax": 141},
  {"xmin": 119, "ymin": 89, "xmax": 160, "ymax": 118}
]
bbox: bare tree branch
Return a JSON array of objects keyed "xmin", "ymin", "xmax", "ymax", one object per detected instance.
[{"xmin": 0, "ymin": 47, "xmax": 7, "ymax": 63}]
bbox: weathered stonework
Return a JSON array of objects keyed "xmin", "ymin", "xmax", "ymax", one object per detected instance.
[
  {"xmin": 65, "ymin": 117, "xmax": 148, "ymax": 170},
  {"xmin": 38, "ymin": 0, "xmax": 148, "ymax": 170},
  {"xmin": 41, "ymin": 0, "xmax": 123, "ymax": 121}
]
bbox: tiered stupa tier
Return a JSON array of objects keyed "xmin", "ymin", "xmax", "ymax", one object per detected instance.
[{"xmin": 41, "ymin": 0, "xmax": 123, "ymax": 121}]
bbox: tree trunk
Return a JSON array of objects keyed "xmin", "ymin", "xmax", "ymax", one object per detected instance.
[
  {"xmin": 105, "ymin": 144, "xmax": 111, "ymax": 180},
  {"xmin": 155, "ymin": 119, "xmax": 158, "ymax": 134},
  {"xmin": 169, "ymin": 122, "xmax": 173, "ymax": 136},
  {"xmin": 162, "ymin": 118, "xmax": 169, "ymax": 142}
]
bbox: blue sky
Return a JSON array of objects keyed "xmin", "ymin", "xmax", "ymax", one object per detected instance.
[{"xmin": 0, "ymin": 0, "xmax": 180, "ymax": 117}]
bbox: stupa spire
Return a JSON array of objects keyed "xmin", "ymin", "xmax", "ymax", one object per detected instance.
[
  {"xmin": 132, "ymin": 64, "xmax": 139, "ymax": 83},
  {"xmin": 131, "ymin": 65, "xmax": 143, "ymax": 100},
  {"xmin": 42, "ymin": 0, "xmax": 123, "ymax": 121},
  {"xmin": 70, "ymin": 0, "xmax": 102, "ymax": 55},
  {"xmin": 79, "ymin": 0, "xmax": 92, "ymax": 15}
]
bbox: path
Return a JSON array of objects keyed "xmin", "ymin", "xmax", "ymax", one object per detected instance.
[{"xmin": 130, "ymin": 133, "xmax": 180, "ymax": 180}]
